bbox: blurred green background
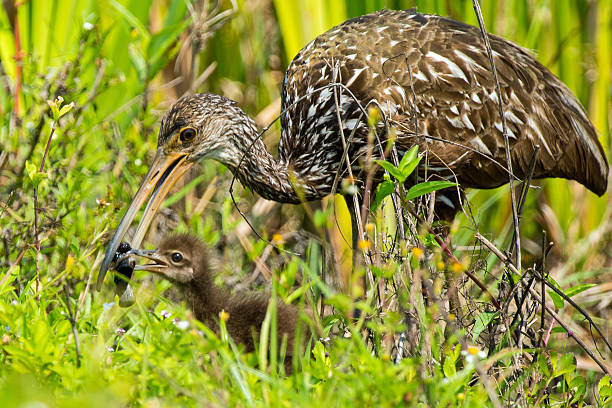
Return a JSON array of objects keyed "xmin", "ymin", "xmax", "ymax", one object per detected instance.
[{"xmin": 0, "ymin": 0, "xmax": 610, "ymax": 406}]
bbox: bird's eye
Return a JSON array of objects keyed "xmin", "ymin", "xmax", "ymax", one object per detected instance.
[
  {"xmin": 179, "ymin": 127, "xmax": 196, "ymax": 143},
  {"xmin": 171, "ymin": 252, "xmax": 183, "ymax": 263}
]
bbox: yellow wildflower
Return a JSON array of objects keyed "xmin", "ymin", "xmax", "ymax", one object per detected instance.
[
  {"xmin": 357, "ymin": 239, "xmax": 370, "ymax": 250},
  {"xmin": 467, "ymin": 346, "xmax": 480, "ymax": 355},
  {"xmin": 219, "ymin": 310, "xmax": 229, "ymax": 322},
  {"xmin": 411, "ymin": 247, "xmax": 424, "ymax": 259}
]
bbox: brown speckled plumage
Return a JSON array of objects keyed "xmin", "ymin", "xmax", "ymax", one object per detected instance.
[{"xmin": 282, "ymin": 9, "xmax": 608, "ymax": 196}]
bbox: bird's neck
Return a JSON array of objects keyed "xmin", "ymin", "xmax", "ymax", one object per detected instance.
[
  {"xmin": 220, "ymin": 115, "xmax": 321, "ymax": 204},
  {"xmin": 183, "ymin": 272, "xmax": 223, "ymax": 322}
]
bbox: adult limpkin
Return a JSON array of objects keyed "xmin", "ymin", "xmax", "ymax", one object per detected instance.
[{"xmin": 97, "ymin": 9, "xmax": 608, "ymax": 295}]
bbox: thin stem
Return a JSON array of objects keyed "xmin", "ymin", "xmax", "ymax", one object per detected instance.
[
  {"xmin": 476, "ymin": 232, "xmax": 612, "ymax": 376},
  {"xmin": 33, "ymin": 189, "xmax": 40, "ymax": 299},
  {"xmin": 407, "ymin": 205, "xmax": 501, "ymax": 311},
  {"xmin": 471, "ymin": 0, "xmax": 521, "ymax": 269},
  {"xmin": 0, "ymin": 246, "xmax": 27, "ymax": 287},
  {"xmin": 39, "ymin": 125, "xmax": 56, "ymax": 172},
  {"xmin": 537, "ymin": 231, "xmax": 547, "ymax": 348},
  {"xmin": 63, "ymin": 285, "xmax": 82, "ymax": 368},
  {"xmin": 33, "ymin": 123, "xmax": 56, "ymax": 300}
]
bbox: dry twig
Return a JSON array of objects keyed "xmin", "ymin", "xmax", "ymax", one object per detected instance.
[{"xmin": 475, "ymin": 232, "xmax": 612, "ymax": 376}]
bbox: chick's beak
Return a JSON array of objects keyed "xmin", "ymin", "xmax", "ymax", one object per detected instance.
[
  {"xmin": 132, "ymin": 248, "xmax": 169, "ymax": 274},
  {"xmin": 97, "ymin": 148, "xmax": 194, "ymax": 291}
]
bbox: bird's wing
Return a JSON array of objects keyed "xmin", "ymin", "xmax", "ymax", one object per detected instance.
[{"xmin": 280, "ymin": 9, "xmax": 608, "ymax": 193}]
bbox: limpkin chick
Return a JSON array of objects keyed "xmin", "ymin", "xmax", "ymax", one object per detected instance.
[{"xmin": 132, "ymin": 234, "xmax": 312, "ymax": 373}]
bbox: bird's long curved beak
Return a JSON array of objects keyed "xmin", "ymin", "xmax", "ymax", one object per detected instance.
[{"xmin": 96, "ymin": 149, "xmax": 194, "ymax": 291}]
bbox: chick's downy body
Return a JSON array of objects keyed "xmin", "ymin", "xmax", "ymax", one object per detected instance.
[{"xmin": 136, "ymin": 234, "xmax": 310, "ymax": 371}]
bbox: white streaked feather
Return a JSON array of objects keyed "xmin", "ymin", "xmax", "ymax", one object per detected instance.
[
  {"xmin": 461, "ymin": 113, "xmax": 476, "ymax": 132},
  {"xmin": 414, "ymin": 71, "xmax": 427, "ymax": 82},
  {"xmin": 571, "ymin": 117, "xmax": 607, "ymax": 174},
  {"xmin": 345, "ymin": 67, "xmax": 366, "ymax": 87},
  {"xmin": 504, "ymin": 110, "xmax": 524, "ymax": 125},
  {"xmin": 469, "ymin": 137, "xmax": 493, "ymax": 156},
  {"xmin": 527, "ymin": 117, "xmax": 553, "ymax": 157},
  {"xmin": 426, "ymin": 51, "xmax": 469, "ymax": 83}
]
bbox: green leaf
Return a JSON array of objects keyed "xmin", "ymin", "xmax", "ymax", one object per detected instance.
[
  {"xmin": 110, "ymin": 0, "xmax": 150, "ymax": 41},
  {"xmin": 326, "ymin": 293, "xmax": 353, "ymax": 315},
  {"xmin": 375, "ymin": 159, "xmax": 404, "ymax": 182},
  {"xmin": 25, "ymin": 160, "xmax": 38, "ymax": 180},
  {"xmin": 25, "ymin": 160, "xmax": 46, "ymax": 187},
  {"xmin": 472, "ymin": 311, "xmax": 499, "ymax": 341},
  {"xmin": 555, "ymin": 353, "xmax": 576, "ymax": 377},
  {"xmin": 547, "ymin": 290, "xmax": 564, "ymax": 309},
  {"xmin": 47, "ymin": 95, "xmax": 65, "ymax": 121},
  {"xmin": 313, "ymin": 341, "xmax": 326, "ymax": 363},
  {"xmin": 405, "ymin": 181, "xmax": 457, "ymax": 201},
  {"xmin": 128, "ymin": 44, "xmax": 147, "ymax": 83},
  {"xmin": 147, "ymin": 20, "xmax": 190, "ymax": 80},
  {"xmin": 314, "ymin": 207, "xmax": 332, "ymax": 228},
  {"xmin": 370, "ymin": 180, "xmax": 395, "ymax": 211},
  {"xmin": 397, "ymin": 145, "xmax": 421, "ymax": 181},
  {"xmin": 162, "ymin": 174, "xmax": 205, "ymax": 207},
  {"xmin": 510, "ymin": 270, "xmax": 521, "ymax": 285},
  {"xmin": 453, "ymin": 344, "xmax": 461, "ymax": 360},
  {"xmin": 423, "ymin": 233, "xmax": 441, "ymax": 248},
  {"xmin": 399, "ymin": 145, "xmax": 418, "ymax": 167},
  {"xmin": 47, "ymin": 96, "xmax": 73, "ymax": 121},
  {"xmin": 598, "ymin": 375, "xmax": 612, "ymax": 399},
  {"xmin": 568, "ymin": 375, "xmax": 586, "ymax": 400},
  {"xmin": 47, "ymin": 101, "xmax": 59, "ymax": 121},
  {"xmin": 371, "ymin": 265, "xmax": 395, "ymax": 279},
  {"xmin": 442, "ymin": 355, "xmax": 456, "ymax": 377},
  {"xmin": 563, "ymin": 283, "xmax": 597, "ymax": 298},
  {"xmin": 58, "ymin": 102, "xmax": 75, "ymax": 118},
  {"xmin": 546, "ymin": 276, "xmax": 564, "ymax": 309},
  {"xmin": 537, "ymin": 353, "xmax": 550, "ymax": 378},
  {"xmin": 550, "ymin": 326, "xmax": 567, "ymax": 334}
]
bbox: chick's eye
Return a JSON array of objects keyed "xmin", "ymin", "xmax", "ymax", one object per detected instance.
[
  {"xmin": 179, "ymin": 127, "xmax": 196, "ymax": 143},
  {"xmin": 171, "ymin": 252, "xmax": 183, "ymax": 263}
]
